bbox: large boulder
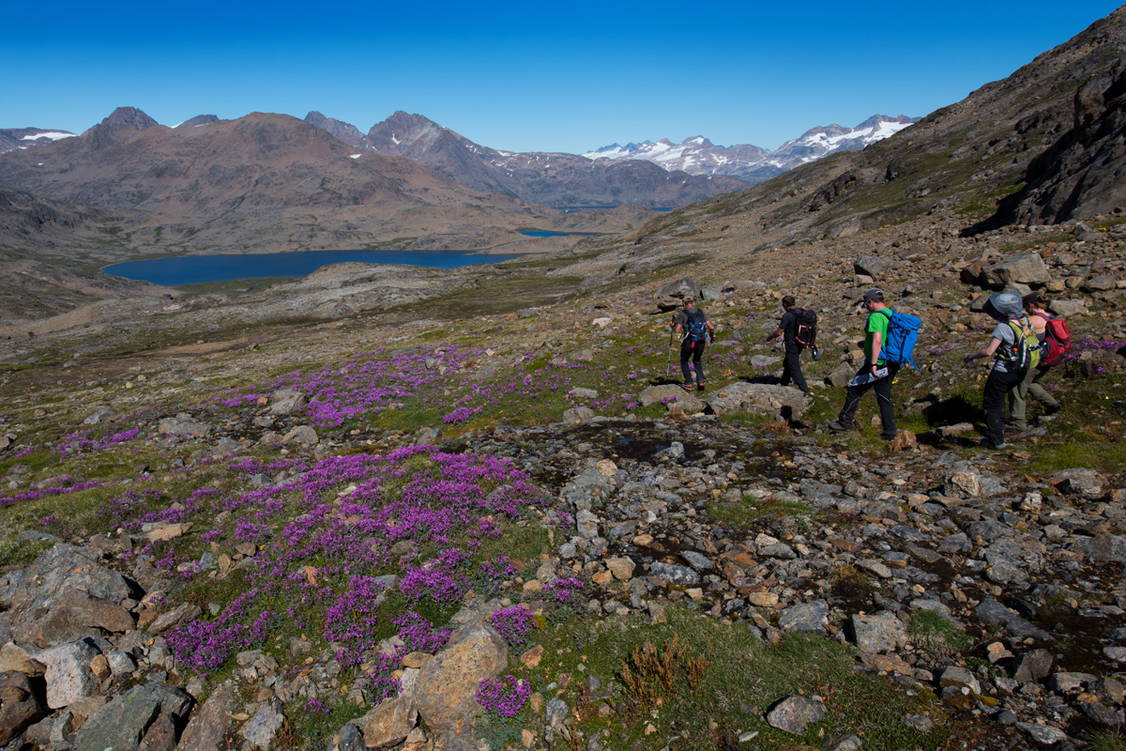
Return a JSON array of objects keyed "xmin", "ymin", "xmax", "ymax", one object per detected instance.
[
  {"xmin": 658, "ymin": 278, "xmax": 700, "ymax": 305},
  {"xmin": 983, "ymin": 253, "xmax": 1050, "ymax": 286},
  {"xmin": 3, "ymin": 544, "xmax": 136, "ymax": 647},
  {"xmin": 73, "ymin": 683, "xmax": 192, "ymax": 751},
  {"xmin": 707, "ymin": 382, "xmax": 811, "ymax": 419},
  {"xmin": 853, "ymin": 255, "xmax": 890, "ymax": 278},
  {"xmin": 175, "ymin": 680, "xmax": 237, "ymax": 751},
  {"xmin": 32, "ymin": 638, "xmax": 101, "ymax": 709},
  {"xmin": 412, "ymin": 624, "xmax": 508, "ymax": 736}
]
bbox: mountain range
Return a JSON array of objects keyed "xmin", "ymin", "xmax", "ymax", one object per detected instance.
[
  {"xmin": 582, "ymin": 115, "xmax": 919, "ymax": 182},
  {"xmin": 0, "ymin": 111, "xmax": 917, "ymax": 208}
]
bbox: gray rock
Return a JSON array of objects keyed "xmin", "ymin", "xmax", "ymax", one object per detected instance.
[
  {"xmin": 938, "ymin": 666, "xmax": 981, "ymax": 694},
  {"xmin": 1049, "ymin": 298, "xmax": 1086, "ymax": 317},
  {"xmin": 1051, "ymin": 468, "xmax": 1105, "ymax": 498},
  {"xmin": 269, "ymin": 389, "xmax": 306, "ymax": 415},
  {"xmin": 854, "ymin": 255, "xmax": 890, "ymax": 278},
  {"xmin": 679, "ymin": 551, "xmax": 713, "ymax": 572},
  {"xmin": 850, "ymin": 612, "xmax": 905, "ymax": 653},
  {"xmin": 1014, "ymin": 722, "xmax": 1068, "ymax": 745},
  {"xmin": 545, "ymin": 697, "xmax": 569, "ymax": 743},
  {"xmin": 1083, "ymin": 274, "xmax": 1117, "ymax": 291},
  {"xmin": 1048, "ymin": 671, "xmax": 1098, "ymax": 693},
  {"xmin": 766, "ymin": 695, "xmax": 825, "ymax": 734},
  {"xmin": 648, "ymin": 562, "xmax": 700, "ymax": 587},
  {"xmin": 359, "ymin": 695, "xmax": 415, "ymax": 749},
  {"xmin": 707, "ymin": 382, "xmax": 811, "ymax": 419},
  {"xmin": 779, "ymin": 600, "xmax": 828, "ymax": 634},
  {"xmin": 973, "ymin": 599, "xmax": 1051, "ymax": 640},
  {"xmin": 176, "ymin": 680, "xmax": 237, "ymax": 750},
  {"xmin": 1079, "ymin": 534, "xmax": 1126, "ymax": 564},
  {"xmin": 330, "ymin": 723, "xmax": 366, "ymax": 751},
  {"xmin": 575, "ymin": 509, "xmax": 600, "ymax": 539},
  {"xmin": 282, "ymin": 425, "xmax": 318, "ymax": 447},
  {"xmin": 33, "ymin": 638, "xmax": 101, "ymax": 709},
  {"xmin": 74, "ymin": 683, "xmax": 192, "ymax": 751},
  {"xmin": 562, "ymin": 406, "xmax": 597, "ymax": 423},
  {"xmin": 826, "ymin": 734, "xmax": 863, "ymax": 751},
  {"xmin": 1012, "ymin": 649, "xmax": 1054, "ymax": 683},
  {"xmin": 82, "ymin": 407, "xmax": 113, "ymax": 425},
  {"xmin": 984, "ymin": 253, "xmax": 1050, "ymax": 286},
  {"xmin": 568, "ymin": 388, "xmax": 599, "ymax": 399},
  {"xmin": 659, "ymin": 278, "xmax": 700, "ymax": 303},
  {"xmin": 240, "ymin": 702, "xmax": 285, "ymax": 749},
  {"xmin": 158, "ymin": 414, "xmax": 210, "ymax": 437}
]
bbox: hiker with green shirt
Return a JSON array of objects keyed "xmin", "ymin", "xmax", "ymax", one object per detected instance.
[
  {"xmin": 828, "ymin": 288, "xmax": 899, "ymax": 440},
  {"xmin": 963, "ymin": 291, "xmax": 1039, "ymax": 450}
]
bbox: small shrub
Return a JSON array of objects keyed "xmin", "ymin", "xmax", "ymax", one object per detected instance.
[{"xmin": 619, "ymin": 635, "xmax": 710, "ymax": 708}]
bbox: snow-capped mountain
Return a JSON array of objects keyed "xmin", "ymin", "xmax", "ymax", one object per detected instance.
[
  {"xmin": 0, "ymin": 128, "xmax": 77, "ymax": 154},
  {"xmin": 583, "ymin": 115, "xmax": 919, "ymax": 183}
]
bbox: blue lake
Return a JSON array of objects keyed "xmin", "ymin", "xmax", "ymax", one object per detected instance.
[
  {"xmin": 102, "ymin": 250, "xmax": 518, "ymax": 286},
  {"xmin": 518, "ymin": 230, "xmax": 601, "ymax": 237}
]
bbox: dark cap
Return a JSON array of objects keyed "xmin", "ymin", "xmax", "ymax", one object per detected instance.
[{"xmin": 860, "ymin": 288, "xmax": 884, "ymax": 304}]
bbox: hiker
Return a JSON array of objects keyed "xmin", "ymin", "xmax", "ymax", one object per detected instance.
[
  {"xmin": 765, "ymin": 295, "xmax": 811, "ymax": 394},
  {"xmin": 962, "ymin": 291, "xmax": 1039, "ymax": 449},
  {"xmin": 1009, "ymin": 292, "xmax": 1062, "ymax": 429},
  {"xmin": 671, "ymin": 297, "xmax": 715, "ymax": 391},
  {"xmin": 828, "ymin": 289, "xmax": 899, "ymax": 440}
]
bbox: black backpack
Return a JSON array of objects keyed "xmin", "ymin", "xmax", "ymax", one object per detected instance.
[{"xmin": 793, "ymin": 308, "xmax": 818, "ymax": 348}]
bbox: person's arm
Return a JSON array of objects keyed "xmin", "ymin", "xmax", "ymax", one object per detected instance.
[
  {"xmin": 868, "ymin": 331, "xmax": 883, "ymax": 375},
  {"xmin": 964, "ymin": 337, "xmax": 1002, "ymax": 363},
  {"xmin": 766, "ymin": 326, "xmax": 783, "ymax": 342}
]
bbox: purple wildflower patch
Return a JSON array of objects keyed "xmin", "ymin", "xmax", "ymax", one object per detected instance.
[{"xmin": 476, "ymin": 674, "xmax": 532, "ymax": 718}]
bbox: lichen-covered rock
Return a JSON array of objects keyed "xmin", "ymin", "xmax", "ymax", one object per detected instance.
[{"xmin": 412, "ymin": 623, "xmax": 508, "ymax": 736}]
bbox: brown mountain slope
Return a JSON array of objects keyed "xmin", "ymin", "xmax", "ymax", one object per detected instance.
[
  {"xmin": 0, "ymin": 109, "xmax": 572, "ymax": 254},
  {"xmin": 611, "ymin": 6, "xmax": 1126, "ymax": 258}
]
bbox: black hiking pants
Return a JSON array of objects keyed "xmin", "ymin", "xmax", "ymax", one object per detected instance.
[
  {"xmin": 680, "ymin": 338, "xmax": 706, "ymax": 385},
  {"xmin": 837, "ymin": 363, "xmax": 899, "ymax": 439},
  {"xmin": 780, "ymin": 345, "xmax": 808, "ymax": 393},
  {"xmin": 983, "ymin": 367, "xmax": 1025, "ymax": 445}
]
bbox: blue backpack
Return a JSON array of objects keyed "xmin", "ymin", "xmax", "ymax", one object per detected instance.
[
  {"xmin": 685, "ymin": 317, "xmax": 709, "ymax": 343},
  {"xmin": 876, "ymin": 308, "xmax": 922, "ymax": 370}
]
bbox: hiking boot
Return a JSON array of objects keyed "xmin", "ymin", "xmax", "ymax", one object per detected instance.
[
  {"xmin": 682, "ymin": 383, "xmax": 696, "ymax": 392},
  {"xmin": 1044, "ymin": 403, "xmax": 1061, "ymax": 415},
  {"xmin": 696, "ymin": 381, "xmax": 706, "ymax": 392},
  {"xmin": 826, "ymin": 420, "xmax": 851, "ymax": 433},
  {"xmin": 979, "ymin": 438, "xmax": 1007, "ymax": 450}
]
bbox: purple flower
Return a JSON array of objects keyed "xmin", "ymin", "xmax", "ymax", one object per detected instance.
[
  {"xmin": 490, "ymin": 605, "xmax": 534, "ymax": 646},
  {"xmin": 476, "ymin": 674, "xmax": 532, "ymax": 718}
]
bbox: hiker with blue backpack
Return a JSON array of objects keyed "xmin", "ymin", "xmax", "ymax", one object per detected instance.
[
  {"xmin": 962, "ymin": 291, "xmax": 1041, "ymax": 449},
  {"xmin": 672, "ymin": 297, "xmax": 715, "ymax": 391},
  {"xmin": 828, "ymin": 288, "xmax": 920, "ymax": 441}
]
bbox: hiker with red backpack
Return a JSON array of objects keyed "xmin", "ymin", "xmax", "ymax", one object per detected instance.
[
  {"xmin": 765, "ymin": 295, "xmax": 816, "ymax": 394},
  {"xmin": 963, "ymin": 291, "xmax": 1041, "ymax": 449},
  {"xmin": 1009, "ymin": 292, "xmax": 1066, "ymax": 429},
  {"xmin": 671, "ymin": 297, "xmax": 715, "ymax": 391}
]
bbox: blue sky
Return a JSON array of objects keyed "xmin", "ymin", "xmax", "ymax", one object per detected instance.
[{"xmin": 2, "ymin": 1, "xmax": 1120, "ymax": 153}]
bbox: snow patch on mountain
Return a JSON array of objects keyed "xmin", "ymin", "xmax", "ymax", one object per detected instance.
[{"xmin": 583, "ymin": 115, "xmax": 918, "ymax": 183}]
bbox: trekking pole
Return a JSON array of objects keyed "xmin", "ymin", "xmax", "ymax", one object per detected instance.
[{"xmin": 666, "ymin": 328, "xmax": 675, "ymax": 380}]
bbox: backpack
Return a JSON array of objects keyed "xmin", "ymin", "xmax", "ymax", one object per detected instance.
[
  {"xmin": 1000, "ymin": 318, "xmax": 1041, "ymax": 371},
  {"xmin": 793, "ymin": 308, "xmax": 818, "ymax": 349},
  {"xmin": 875, "ymin": 308, "xmax": 922, "ymax": 370},
  {"xmin": 1033, "ymin": 312, "xmax": 1071, "ymax": 367},
  {"xmin": 684, "ymin": 313, "xmax": 710, "ymax": 343}
]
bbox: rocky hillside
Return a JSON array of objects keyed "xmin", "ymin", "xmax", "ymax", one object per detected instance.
[{"xmin": 0, "ymin": 8, "xmax": 1122, "ymax": 751}]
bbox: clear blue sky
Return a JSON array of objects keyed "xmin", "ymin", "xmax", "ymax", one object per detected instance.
[{"xmin": 2, "ymin": 1, "xmax": 1120, "ymax": 153}]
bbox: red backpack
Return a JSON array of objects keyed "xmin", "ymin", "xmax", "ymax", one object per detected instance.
[{"xmin": 1034, "ymin": 313, "xmax": 1072, "ymax": 366}]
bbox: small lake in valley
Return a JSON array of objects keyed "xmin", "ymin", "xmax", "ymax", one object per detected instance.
[{"xmin": 101, "ymin": 250, "xmax": 518, "ymax": 286}]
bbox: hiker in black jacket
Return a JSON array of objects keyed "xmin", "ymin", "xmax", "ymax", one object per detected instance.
[
  {"xmin": 765, "ymin": 295, "xmax": 810, "ymax": 394},
  {"xmin": 671, "ymin": 297, "xmax": 715, "ymax": 391}
]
